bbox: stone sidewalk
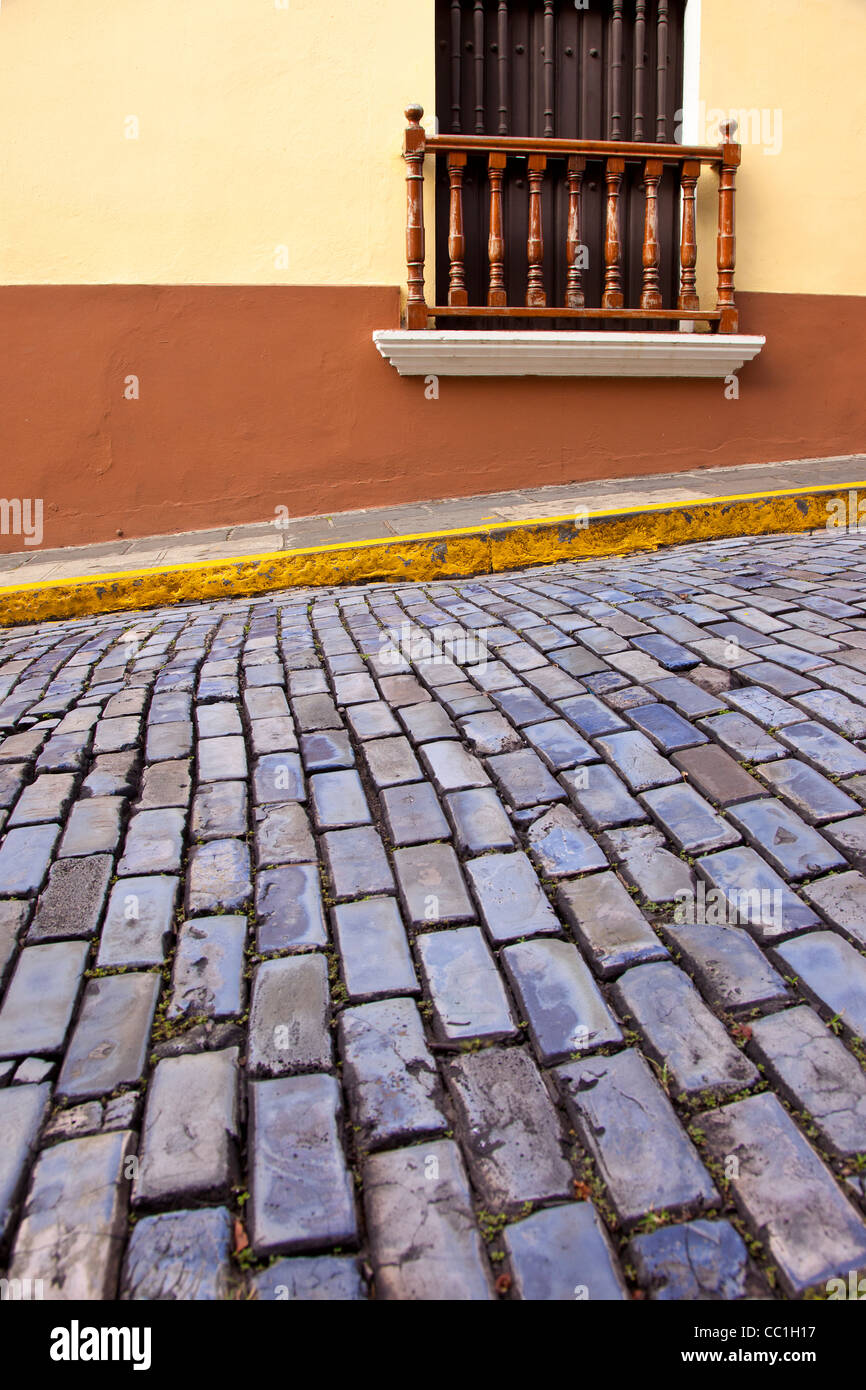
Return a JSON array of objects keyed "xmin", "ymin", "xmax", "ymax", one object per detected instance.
[
  {"xmin": 1, "ymin": 529, "xmax": 866, "ymax": 1300},
  {"xmin": 1, "ymin": 453, "xmax": 864, "ymax": 583}
]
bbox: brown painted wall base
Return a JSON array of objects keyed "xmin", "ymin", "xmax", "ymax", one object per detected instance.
[{"xmin": 0, "ymin": 285, "xmax": 863, "ymax": 551}]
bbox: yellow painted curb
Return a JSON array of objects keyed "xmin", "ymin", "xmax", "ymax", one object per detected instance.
[{"xmin": 1, "ymin": 480, "xmax": 863, "ymax": 628}]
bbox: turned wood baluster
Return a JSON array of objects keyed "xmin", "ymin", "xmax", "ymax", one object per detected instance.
[
  {"xmin": 633, "ymin": 0, "xmax": 647, "ymax": 141},
  {"xmin": 487, "ymin": 152, "xmax": 507, "ymax": 307},
  {"xmin": 566, "ymin": 156, "xmax": 586, "ymax": 309},
  {"xmin": 447, "ymin": 153, "xmax": 468, "ymax": 306},
  {"xmin": 526, "ymin": 154, "xmax": 547, "ymax": 307},
  {"xmin": 602, "ymin": 157, "xmax": 625, "ymax": 309},
  {"xmin": 640, "ymin": 158, "xmax": 663, "ymax": 310},
  {"xmin": 678, "ymin": 159, "xmax": 701, "ymax": 311},
  {"xmin": 403, "ymin": 105, "xmax": 428, "ymax": 329},
  {"xmin": 716, "ymin": 120, "xmax": 740, "ymax": 333}
]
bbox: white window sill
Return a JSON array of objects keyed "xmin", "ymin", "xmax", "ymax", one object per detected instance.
[{"xmin": 373, "ymin": 329, "xmax": 765, "ymax": 378}]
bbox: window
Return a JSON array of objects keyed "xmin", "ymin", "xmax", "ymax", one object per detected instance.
[{"xmin": 434, "ymin": 1, "xmax": 686, "ymax": 323}]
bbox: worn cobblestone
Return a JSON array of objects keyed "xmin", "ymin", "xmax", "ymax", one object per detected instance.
[
  {"xmin": 701, "ymin": 1092, "xmax": 866, "ymax": 1296},
  {"xmin": 557, "ymin": 1049, "xmax": 718, "ymax": 1226},
  {"xmin": 445, "ymin": 1046, "xmax": 573, "ymax": 1212},
  {"xmin": 612, "ymin": 960, "xmax": 759, "ymax": 1097},
  {"xmin": 248, "ymin": 1073, "xmax": 356, "ymax": 1257},
  {"xmin": 364, "ymin": 1140, "xmax": 492, "ymax": 1300}
]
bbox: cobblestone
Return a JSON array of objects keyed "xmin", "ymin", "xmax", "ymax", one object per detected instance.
[
  {"xmin": 254, "ymin": 802, "xmax": 315, "ymax": 865},
  {"xmin": 503, "ymin": 1203, "xmax": 628, "ymax": 1300},
  {"xmin": 502, "ymin": 936, "xmax": 622, "ymax": 1062},
  {"xmin": 612, "ymin": 960, "xmax": 759, "ymax": 1097},
  {"xmin": 661, "ymin": 920, "xmax": 789, "ymax": 1012},
  {"xmin": 137, "ymin": 760, "xmax": 190, "ymax": 809},
  {"xmin": 0, "ymin": 822, "xmax": 60, "ymax": 894},
  {"xmin": 252, "ymin": 1255, "xmax": 364, "ymax": 1301},
  {"xmin": 310, "ymin": 769, "xmax": 371, "ymax": 828},
  {"xmin": 748, "ymin": 1005, "xmax": 866, "ymax": 1157},
  {"xmin": 248, "ymin": 954, "xmax": 331, "ymax": 1075},
  {"xmin": 394, "ymin": 842, "xmax": 473, "ymax": 925},
  {"xmin": 445, "ymin": 1046, "xmax": 572, "ymax": 1212},
  {"xmin": 248, "ymin": 1073, "xmax": 356, "ymax": 1257},
  {"xmin": 701, "ymin": 1092, "xmax": 866, "ymax": 1296},
  {"xmin": 0, "ymin": 941, "xmax": 88, "ymax": 1057},
  {"xmin": 58, "ymin": 796, "xmax": 123, "ymax": 857},
  {"xmin": 169, "ymin": 915, "xmax": 247, "ymax": 1019},
  {"xmin": 381, "ymin": 781, "xmax": 450, "ymax": 846},
  {"xmin": 556, "ymin": 1049, "xmax": 718, "ymax": 1225},
  {"xmin": 134, "ymin": 1049, "xmax": 239, "ymax": 1206},
  {"xmin": 120, "ymin": 1207, "xmax": 234, "ymax": 1301},
  {"xmin": 727, "ymin": 798, "xmax": 846, "ymax": 879},
  {"xmin": 628, "ymin": 1219, "xmax": 758, "ymax": 1301},
  {"xmin": 641, "ymin": 782, "xmax": 740, "ymax": 854},
  {"xmin": 332, "ymin": 896, "xmax": 418, "ymax": 999},
  {"xmin": 417, "ymin": 926, "xmax": 517, "ymax": 1042},
  {"xmin": 339, "ymin": 997, "xmax": 445, "ymax": 1149},
  {"xmin": 0, "ymin": 1082, "xmax": 51, "ymax": 1246},
  {"xmin": 557, "ymin": 871, "xmax": 668, "ymax": 977},
  {"xmin": 97, "ymin": 874, "xmax": 179, "ymax": 967},
  {"xmin": 186, "ymin": 838, "xmax": 252, "ymax": 913},
  {"xmin": 59, "ymin": 972, "xmax": 160, "ymax": 1098},
  {"xmin": 323, "ymin": 826, "xmax": 395, "ymax": 898},
  {"xmin": 27, "ymin": 853, "xmax": 112, "ymax": 942},
  {"xmin": 774, "ymin": 931, "xmax": 866, "ymax": 1038},
  {"xmin": 445, "ymin": 786, "xmax": 517, "ymax": 853},
  {"xmin": 119, "ymin": 807, "xmax": 185, "ymax": 876},
  {"xmin": 601, "ymin": 823, "xmax": 694, "ymax": 904},
  {"xmin": 364, "ymin": 1140, "xmax": 492, "ymax": 1300},
  {"xmin": 255, "ymin": 864, "xmax": 326, "ymax": 952},
  {"xmin": 4, "ymin": 532, "xmax": 866, "ymax": 1300},
  {"xmin": 594, "ymin": 731, "xmax": 680, "ymax": 793},
  {"xmin": 465, "ymin": 850, "xmax": 559, "ymax": 943},
  {"xmin": 9, "ymin": 1129, "xmax": 136, "ymax": 1298},
  {"xmin": 8, "ymin": 772, "xmax": 75, "ymax": 826}
]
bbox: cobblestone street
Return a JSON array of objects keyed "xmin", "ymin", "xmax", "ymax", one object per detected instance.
[{"xmin": 3, "ymin": 529, "xmax": 866, "ymax": 1301}]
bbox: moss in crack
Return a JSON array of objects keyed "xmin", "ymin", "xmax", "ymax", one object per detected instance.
[
  {"xmin": 477, "ymin": 1209, "xmax": 508, "ymax": 1243},
  {"xmin": 150, "ymin": 1009, "xmax": 209, "ymax": 1044}
]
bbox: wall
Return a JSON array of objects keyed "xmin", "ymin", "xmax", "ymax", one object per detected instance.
[
  {"xmin": 0, "ymin": 0, "xmax": 434, "ymax": 287},
  {"xmin": 1, "ymin": 285, "xmax": 862, "ymax": 551},
  {"xmin": 696, "ymin": 0, "xmax": 866, "ymax": 298},
  {"xmin": 0, "ymin": 1, "xmax": 863, "ymax": 552}
]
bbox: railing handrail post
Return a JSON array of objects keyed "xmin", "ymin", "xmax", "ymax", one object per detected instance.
[
  {"xmin": 716, "ymin": 118, "xmax": 741, "ymax": 334},
  {"xmin": 403, "ymin": 104, "xmax": 428, "ymax": 330}
]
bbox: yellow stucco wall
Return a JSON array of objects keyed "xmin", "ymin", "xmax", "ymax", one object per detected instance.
[
  {"xmin": 0, "ymin": 0, "xmax": 435, "ymax": 286},
  {"xmin": 0, "ymin": 0, "xmax": 863, "ymax": 296},
  {"xmin": 696, "ymin": 0, "xmax": 866, "ymax": 297}
]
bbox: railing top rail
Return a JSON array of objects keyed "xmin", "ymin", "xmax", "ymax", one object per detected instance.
[
  {"xmin": 403, "ymin": 106, "xmax": 740, "ymax": 165},
  {"xmin": 424, "ymin": 133, "xmax": 726, "ymax": 163}
]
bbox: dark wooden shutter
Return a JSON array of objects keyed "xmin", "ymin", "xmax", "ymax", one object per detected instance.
[{"xmin": 434, "ymin": 0, "xmax": 686, "ymax": 324}]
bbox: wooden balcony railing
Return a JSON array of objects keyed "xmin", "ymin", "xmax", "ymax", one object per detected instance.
[{"xmin": 402, "ymin": 105, "xmax": 741, "ymax": 334}]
